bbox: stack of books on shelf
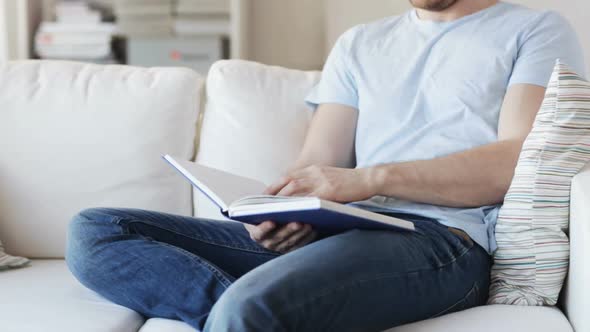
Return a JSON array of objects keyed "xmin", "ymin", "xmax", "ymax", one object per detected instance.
[
  {"xmin": 174, "ymin": 0, "xmax": 231, "ymax": 36},
  {"xmin": 114, "ymin": 0, "xmax": 173, "ymax": 36},
  {"xmin": 35, "ymin": 1, "xmax": 116, "ymax": 62},
  {"xmin": 55, "ymin": 1, "xmax": 101, "ymax": 23}
]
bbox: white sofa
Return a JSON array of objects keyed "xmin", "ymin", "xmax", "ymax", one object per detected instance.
[{"xmin": 0, "ymin": 60, "xmax": 587, "ymax": 332}]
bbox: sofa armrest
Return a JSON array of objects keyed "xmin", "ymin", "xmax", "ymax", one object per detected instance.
[{"xmin": 563, "ymin": 163, "xmax": 590, "ymax": 332}]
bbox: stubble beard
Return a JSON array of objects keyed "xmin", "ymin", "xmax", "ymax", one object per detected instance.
[{"xmin": 409, "ymin": 0, "xmax": 459, "ymax": 12}]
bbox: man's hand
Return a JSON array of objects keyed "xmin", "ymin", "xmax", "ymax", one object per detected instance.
[
  {"xmin": 245, "ymin": 221, "xmax": 317, "ymax": 254},
  {"xmin": 266, "ymin": 165, "xmax": 375, "ymax": 202},
  {"xmin": 245, "ymin": 104, "xmax": 361, "ymax": 253},
  {"xmin": 244, "ymin": 165, "xmax": 376, "ymax": 253}
]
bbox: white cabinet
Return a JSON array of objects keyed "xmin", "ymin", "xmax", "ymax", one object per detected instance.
[
  {"xmin": 230, "ymin": 0, "xmax": 250, "ymax": 60},
  {"xmin": 0, "ymin": 1, "xmax": 8, "ymax": 61},
  {"xmin": 1, "ymin": 0, "xmax": 43, "ymax": 60},
  {"xmin": 40, "ymin": 0, "xmax": 250, "ymax": 61}
]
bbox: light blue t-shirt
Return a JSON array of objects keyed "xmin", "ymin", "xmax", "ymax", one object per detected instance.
[{"xmin": 305, "ymin": 2, "xmax": 586, "ymax": 254}]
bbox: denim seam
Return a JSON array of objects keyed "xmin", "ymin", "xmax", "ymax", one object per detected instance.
[
  {"xmin": 428, "ymin": 283, "xmax": 479, "ymax": 319},
  {"xmin": 156, "ymin": 241, "xmax": 234, "ymax": 289},
  {"xmin": 113, "ymin": 216, "xmax": 235, "ymax": 288},
  {"xmin": 119, "ymin": 218, "xmax": 280, "ymax": 256},
  {"xmin": 272, "ymin": 242, "xmax": 478, "ymax": 325}
]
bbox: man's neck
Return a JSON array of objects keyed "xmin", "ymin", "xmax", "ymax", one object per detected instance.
[{"xmin": 415, "ymin": 0, "xmax": 499, "ymax": 22}]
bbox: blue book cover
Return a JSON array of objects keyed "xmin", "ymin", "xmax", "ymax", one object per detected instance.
[
  {"xmin": 163, "ymin": 155, "xmax": 415, "ymax": 233},
  {"xmin": 228, "ymin": 209, "xmax": 413, "ymax": 233}
]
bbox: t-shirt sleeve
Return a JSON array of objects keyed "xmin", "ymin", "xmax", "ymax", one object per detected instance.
[
  {"xmin": 509, "ymin": 11, "xmax": 586, "ymax": 87},
  {"xmin": 305, "ymin": 27, "xmax": 360, "ymax": 110}
]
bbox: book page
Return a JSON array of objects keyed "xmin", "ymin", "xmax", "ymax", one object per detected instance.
[
  {"xmin": 231, "ymin": 195, "xmax": 317, "ymax": 207},
  {"xmin": 163, "ymin": 155, "xmax": 267, "ymax": 211}
]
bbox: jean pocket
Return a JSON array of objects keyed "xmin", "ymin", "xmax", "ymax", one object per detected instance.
[
  {"xmin": 447, "ymin": 227, "xmax": 475, "ymax": 249},
  {"xmin": 429, "ymin": 283, "xmax": 480, "ymax": 319}
]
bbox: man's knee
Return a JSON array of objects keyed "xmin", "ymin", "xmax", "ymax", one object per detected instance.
[
  {"xmin": 206, "ymin": 281, "xmax": 283, "ymax": 331},
  {"xmin": 65, "ymin": 208, "xmax": 121, "ymax": 283},
  {"xmin": 67, "ymin": 207, "xmax": 119, "ymax": 246}
]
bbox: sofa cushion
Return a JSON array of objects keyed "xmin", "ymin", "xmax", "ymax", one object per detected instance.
[
  {"xmin": 389, "ymin": 305, "xmax": 572, "ymax": 332},
  {"xmin": 139, "ymin": 318, "xmax": 197, "ymax": 332},
  {"xmin": 195, "ymin": 60, "xmax": 320, "ymax": 219},
  {"xmin": 489, "ymin": 61, "xmax": 590, "ymax": 305},
  {"xmin": 0, "ymin": 260, "xmax": 145, "ymax": 332},
  {"xmin": 137, "ymin": 305, "xmax": 571, "ymax": 332},
  {"xmin": 0, "ymin": 61, "xmax": 203, "ymax": 258}
]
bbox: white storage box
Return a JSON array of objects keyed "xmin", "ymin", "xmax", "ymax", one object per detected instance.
[
  {"xmin": 128, "ymin": 37, "xmax": 226, "ymax": 74},
  {"xmin": 175, "ymin": 0, "xmax": 230, "ymax": 15}
]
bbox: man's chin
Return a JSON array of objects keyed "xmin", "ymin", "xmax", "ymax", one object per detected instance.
[{"xmin": 409, "ymin": 0, "xmax": 459, "ymax": 12}]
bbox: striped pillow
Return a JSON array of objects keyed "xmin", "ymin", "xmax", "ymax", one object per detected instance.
[{"xmin": 489, "ymin": 61, "xmax": 590, "ymax": 305}]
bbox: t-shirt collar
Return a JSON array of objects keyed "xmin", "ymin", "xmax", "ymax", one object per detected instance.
[{"xmin": 409, "ymin": 1, "xmax": 505, "ymax": 28}]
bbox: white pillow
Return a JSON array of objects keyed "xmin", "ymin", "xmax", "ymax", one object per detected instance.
[
  {"xmin": 0, "ymin": 61, "xmax": 203, "ymax": 258},
  {"xmin": 195, "ymin": 60, "xmax": 320, "ymax": 219}
]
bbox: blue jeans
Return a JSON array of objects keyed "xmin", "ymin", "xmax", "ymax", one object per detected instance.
[{"xmin": 66, "ymin": 208, "xmax": 491, "ymax": 332}]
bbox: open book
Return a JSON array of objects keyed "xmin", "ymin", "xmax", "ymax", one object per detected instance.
[{"xmin": 163, "ymin": 155, "xmax": 415, "ymax": 233}]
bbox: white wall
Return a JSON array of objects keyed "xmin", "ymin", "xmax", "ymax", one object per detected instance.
[{"xmin": 247, "ymin": 0, "xmax": 325, "ymax": 70}]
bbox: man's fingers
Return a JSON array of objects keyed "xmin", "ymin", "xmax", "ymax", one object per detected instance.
[
  {"xmin": 266, "ymin": 168, "xmax": 313, "ymax": 196},
  {"xmin": 264, "ymin": 176, "xmax": 291, "ymax": 195},
  {"xmin": 277, "ymin": 180, "xmax": 310, "ymax": 197},
  {"xmin": 250, "ymin": 222, "xmax": 317, "ymax": 253},
  {"xmin": 282, "ymin": 229, "xmax": 318, "ymax": 253},
  {"xmin": 276, "ymin": 181, "xmax": 296, "ymax": 197},
  {"xmin": 260, "ymin": 222, "xmax": 304, "ymax": 250},
  {"xmin": 248, "ymin": 221, "xmax": 276, "ymax": 242},
  {"xmin": 274, "ymin": 224, "xmax": 314, "ymax": 253}
]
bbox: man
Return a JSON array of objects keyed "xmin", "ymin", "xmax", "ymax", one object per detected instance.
[{"xmin": 66, "ymin": 0, "xmax": 586, "ymax": 331}]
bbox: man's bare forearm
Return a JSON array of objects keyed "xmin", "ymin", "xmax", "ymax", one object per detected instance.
[{"xmin": 365, "ymin": 139, "xmax": 524, "ymax": 208}]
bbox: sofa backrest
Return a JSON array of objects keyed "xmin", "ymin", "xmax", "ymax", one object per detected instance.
[
  {"xmin": 0, "ymin": 61, "xmax": 202, "ymax": 258},
  {"xmin": 195, "ymin": 60, "xmax": 320, "ymax": 219}
]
